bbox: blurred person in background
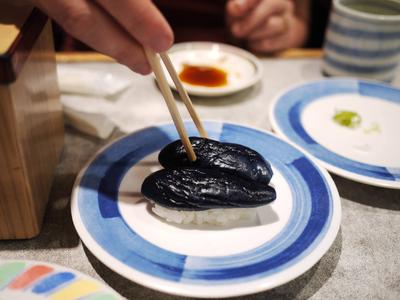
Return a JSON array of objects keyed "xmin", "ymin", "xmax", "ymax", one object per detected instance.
[
  {"xmin": 154, "ymin": 0, "xmax": 310, "ymax": 53},
  {"xmin": 31, "ymin": 0, "xmax": 331, "ymax": 74},
  {"xmin": 154, "ymin": 0, "xmax": 332, "ymax": 49}
]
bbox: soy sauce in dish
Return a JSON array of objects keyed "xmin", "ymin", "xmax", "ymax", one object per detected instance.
[{"xmin": 179, "ymin": 64, "xmax": 227, "ymax": 87}]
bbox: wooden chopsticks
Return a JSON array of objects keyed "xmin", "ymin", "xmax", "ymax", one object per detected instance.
[
  {"xmin": 159, "ymin": 53, "xmax": 208, "ymax": 139},
  {"xmin": 144, "ymin": 47, "xmax": 208, "ymax": 162}
]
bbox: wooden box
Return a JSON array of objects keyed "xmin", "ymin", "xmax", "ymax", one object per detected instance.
[{"xmin": 0, "ymin": 5, "xmax": 64, "ymax": 239}]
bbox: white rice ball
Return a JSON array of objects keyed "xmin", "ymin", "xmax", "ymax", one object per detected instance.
[{"xmin": 152, "ymin": 204, "xmax": 257, "ymax": 225}]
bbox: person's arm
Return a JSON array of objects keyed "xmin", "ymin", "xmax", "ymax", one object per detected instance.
[
  {"xmin": 226, "ymin": 0, "xmax": 310, "ymax": 53},
  {"xmin": 31, "ymin": 0, "xmax": 174, "ymax": 74}
]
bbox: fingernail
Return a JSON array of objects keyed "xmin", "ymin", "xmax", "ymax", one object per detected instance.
[
  {"xmin": 150, "ymin": 35, "xmax": 172, "ymax": 52},
  {"xmin": 135, "ymin": 63, "xmax": 151, "ymax": 75}
]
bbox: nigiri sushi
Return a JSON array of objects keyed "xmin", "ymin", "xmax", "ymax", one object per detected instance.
[{"xmin": 141, "ymin": 138, "xmax": 276, "ymax": 225}]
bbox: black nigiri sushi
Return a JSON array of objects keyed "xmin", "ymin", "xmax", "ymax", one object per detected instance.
[{"xmin": 141, "ymin": 138, "xmax": 276, "ymax": 225}]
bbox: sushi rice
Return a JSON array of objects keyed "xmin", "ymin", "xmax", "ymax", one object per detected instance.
[{"xmin": 152, "ymin": 204, "xmax": 257, "ymax": 225}]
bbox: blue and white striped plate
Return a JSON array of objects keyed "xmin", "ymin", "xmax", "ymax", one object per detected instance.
[
  {"xmin": 270, "ymin": 79, "xmax": 400, "ymax": 189},
  {"xmin": 71, "ymin": 121, "xmax": 341, "ymax": 298}
]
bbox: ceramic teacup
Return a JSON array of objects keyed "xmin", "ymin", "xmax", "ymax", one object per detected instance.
[{"xmin": 322, "ymin": 0, "xmax": 400, "ymax": 82}]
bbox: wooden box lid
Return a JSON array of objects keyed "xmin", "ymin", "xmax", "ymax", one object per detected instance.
[{"xmin": 0, "ymin": 4, "xmax": 48, "ymax": 83}]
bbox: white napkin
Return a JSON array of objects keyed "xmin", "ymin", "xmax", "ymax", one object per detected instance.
[
  {"xmin": 61, "ymin": 95, "xmax": 116, "ymax": 139},
  {"xmin": 57, "ymin": 66, "xmax": 132, "ymax": 97},
  {"xmin": 57, "ymin": 64, "xmax": 137, "ymax": 138},
  {"xmin": 58, "ymin": 61, "xmax": 180, "ymax": 135}
]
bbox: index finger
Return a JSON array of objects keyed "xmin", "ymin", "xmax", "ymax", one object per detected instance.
[
  {"xmin": 231, "ymin": 0, "xmax": 292, "ymax": 37},
  {"xmin": 226, "ymin": 0, "xmax": 261, "ymax": 18},
  {"xmin": 96, "ymin": 0, "xmax": 174, "ymax": 52}
]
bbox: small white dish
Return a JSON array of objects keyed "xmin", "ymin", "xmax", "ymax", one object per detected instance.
[
  {"xmin": 71, "ymin": 120, "xmax": 341, "ymax": 298},
  {"xmin": 163, "ymin": 42, "xmax": 262, "ymax": 97},
  {"xmin": 0, "ymin": 259, "xmax": 122, "ymax": 300},
  {"xmin": 270, "ymin": 78, "xmax": 400, "ymax": 189}
]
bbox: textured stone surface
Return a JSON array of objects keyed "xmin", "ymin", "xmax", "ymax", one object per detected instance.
[{"xmin": 0, "ymin": 59, "xmax": 399, "ymax": 299}]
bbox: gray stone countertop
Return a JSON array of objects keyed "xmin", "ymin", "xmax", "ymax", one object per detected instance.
[{"xmin": 0, "ymin": 58, "xmax": 399, "ymax": 299}]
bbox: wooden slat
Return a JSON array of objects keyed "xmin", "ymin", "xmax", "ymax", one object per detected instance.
[
  {"xmin": 56, "ymin": 52, "xmax": 115, "ymax": 63},
  {"xmin": 160, "ymin": 52, "xmax": 208, "ymax": 138},
  {"xmin": 0, "ymin": 21, "xmax": 64, "ymax": 239},
  {"xmin": 55, "ymin": 48, "xmax": 323, "ymax": 63},
  {"xmin": 0, "ymin": 85, "xmax": 37, "ymax": 238},
  {"xmin": 144, "ymin": 47, "xmax": 197, "ymax": 161},
  {"xmin": 271, "ymin": 48, "xmax": 323, "ymax": 59}
]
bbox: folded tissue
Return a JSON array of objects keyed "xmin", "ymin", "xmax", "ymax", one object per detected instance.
[
  {"xmin": 57, "ymin": 66, "xmax": 133, "ymax": 138},
  {"xmin": 61, "ymin": 95, "xmax": 116, "ymax": 139},
  {"xmin": 57, "ymin": 66, "xmax": 132, "ymax": 97}
]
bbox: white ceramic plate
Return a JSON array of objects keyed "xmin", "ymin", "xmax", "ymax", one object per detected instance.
[
  {"xmin": 163, "ymin": 42, "xmax": 262, "ymax": 97},
  {"xmin": 270, "ymin": 78, "xmax": 400, "ymax": 189},
  {"xmin": 0, "ymin": 259, "xmax": 122, "ymax": 300},
  {"xmin": 71, "ymin": 121, "xmax": 341, "ymax": 298}
]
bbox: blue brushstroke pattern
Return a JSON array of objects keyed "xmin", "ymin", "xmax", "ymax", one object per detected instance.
[
  {"xmin": 79, "ymin": 126, "xmax": 199, "ymax": 282},
  {"xmin": 324, "ymin": 40, "xmax": 400, "ymax": 58},
  {"xmin": 32, "ymin": 272, "xmax": 75, "ymax": 294},
  {"xmin": 182, "ymin": 157, "xmax": 331, "ymax": 282},
  {"xmin": 359, "ymin": 81, "xmax": 400, "ymax": 104},
  {"xmin": 329, "ymin": 22, "xmax": 400, "ymax": 39},
  {"xmin": 324, "ymin": 55, "xmax": 397, "ymax": 74},
  {"xmin": 274, "ymin": 79, "xmax": 400, "ymax": 181},
  {"xmin": 77, "ymin": 121, "xmax": 334, "ymax": 284},
  {"xmin": 335, "ymin": 7, "xmax": 400, "ymax": 25}
]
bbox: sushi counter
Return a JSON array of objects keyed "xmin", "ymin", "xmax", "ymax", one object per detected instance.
[{"xmin": 1, "ymin": 51, "xmax": 400, "ymax": 300}]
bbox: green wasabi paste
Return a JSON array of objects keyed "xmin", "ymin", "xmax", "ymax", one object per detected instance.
[{"xmin": 333, "ymin": 110, "xmax": 362, "ymax": 128}]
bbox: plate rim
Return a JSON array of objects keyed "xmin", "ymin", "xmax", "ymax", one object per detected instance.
[
  {"xmin": 0, "ymin": 259, "xmax": 123, "ymax": 299},
  {"xmin": 164, "ymin": 41, "xmax": 263, "ymax": 97},
  {"xmin": 71, "ymin": 120, "xmax": 341, "ymax": 298},
  {"xmin": 269, "ymin": 78, "xmax": 400, "ymax": 189}
]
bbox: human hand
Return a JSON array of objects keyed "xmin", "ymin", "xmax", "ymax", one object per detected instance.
[
  {"xmin": 31, "ymin": 0, "xmax": 174, "ymax": 74},
  {"xmin": 226, "ymin": 0, "xmax": 309, "ymax": 53}
]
